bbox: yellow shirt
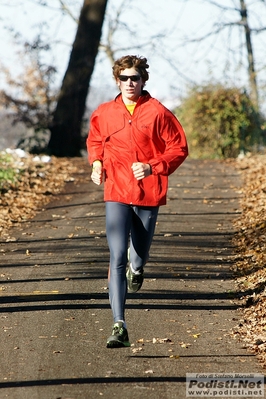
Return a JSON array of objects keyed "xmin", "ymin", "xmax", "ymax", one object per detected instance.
[{"xmin": 126, "ymin": 104, "xmax": 136, "ymax": 115}]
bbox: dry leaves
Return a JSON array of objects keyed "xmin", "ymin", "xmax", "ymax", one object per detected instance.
[
  {"xmin": 231, "ymin": 153, "xmax": 266, "ymax": 368},
  {"xmin": 0, "ymin": 150, "xmax": 86, "ymax": 240}
]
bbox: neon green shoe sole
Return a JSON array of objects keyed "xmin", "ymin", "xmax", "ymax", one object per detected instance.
[{"xmin": 106, "ymin": 322, "xmax": 130, "ymax": 348}]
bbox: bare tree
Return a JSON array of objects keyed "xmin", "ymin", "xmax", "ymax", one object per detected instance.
[
  {"xmin": 184, "ymin": 0, "xmax": 266, "ymax": 112},
  {"xmin": 98, "ymin": 0, "xmax": 166, "ymax": 66},
  {"xmin": 239, "ymin": 0, "xmax": 259, "ymax": 109},
  {"xmin": 47, "ymin": 0, "xmax": 108, "ymax": 157}
]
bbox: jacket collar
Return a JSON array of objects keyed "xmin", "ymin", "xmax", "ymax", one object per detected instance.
[{"xmin": 114, "ymin": 90, "xmax": 151, "ymax": 106}]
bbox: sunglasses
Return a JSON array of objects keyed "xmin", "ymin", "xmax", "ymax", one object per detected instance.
[{"xmin": 118, "ymin": 75, "xmax": 141, "ymax": 82}]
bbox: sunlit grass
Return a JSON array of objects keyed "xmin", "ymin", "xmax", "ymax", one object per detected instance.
[{"xmin": 0, "ymin": 152, "xmax": 20, "ymax": 191}]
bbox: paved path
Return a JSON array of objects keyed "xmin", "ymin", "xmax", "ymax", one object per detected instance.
[{"xmin": 0, "ymin": 159, "xmax": 263, "ymax": 399}]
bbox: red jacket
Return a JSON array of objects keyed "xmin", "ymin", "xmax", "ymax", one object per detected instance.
[{"xmin": 87, "ymin": 91, "xmax": 188, "ymax": 206}]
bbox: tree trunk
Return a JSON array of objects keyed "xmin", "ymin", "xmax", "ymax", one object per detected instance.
[
  {"xmin": 48, "ymin": 0, "xmax": 108, "ymax": 157},
  {"xmin": 239, "ymin": 0, "xmax": 259, "ymax": 110}
]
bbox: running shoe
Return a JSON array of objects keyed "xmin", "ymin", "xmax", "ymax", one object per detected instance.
[
  {"xmin": 106, "ymin": 322, "xmax": 130, "ymax": 348},
  {"xmin": 126, "ymin": 266, "xmax": 144, "ymax": 293}
]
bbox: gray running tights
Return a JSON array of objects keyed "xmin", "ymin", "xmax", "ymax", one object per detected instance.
[{"xmin": 105, "ymin": 201, "xmax": 159, "ymax": 323}]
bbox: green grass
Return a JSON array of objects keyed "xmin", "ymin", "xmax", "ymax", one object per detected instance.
[{"xmin": 0, "ymin": 152, "xmax": 20, "ymax": 191}]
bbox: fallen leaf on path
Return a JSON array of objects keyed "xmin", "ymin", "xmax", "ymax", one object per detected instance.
[
  {"xmin": 131, "ymin": 347, "xmax": 143, "ymax": 353},
  {"xmin": 179, "ymin": 342, "xmax": 192, "ymax": 348},
  {"xmin": 192, "ymin": 333, "xmax": 201, "ymax": 338},
  {"xmin": 153, "ymin": 337, "xmax": 172, "ymax": 344}
]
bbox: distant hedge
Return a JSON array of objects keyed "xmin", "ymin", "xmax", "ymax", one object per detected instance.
[{"xmin": 175, "ymin": 84, "xmax": 265, "ymax": 159}]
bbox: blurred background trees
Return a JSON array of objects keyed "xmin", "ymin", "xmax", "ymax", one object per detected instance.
[
  {"xmin": 0, "ymin": 36, "xmax": 57, "ymax": 153},
  {"xmin": 0, "ymin": 0, "xmax": 265, "ymax": 158}
]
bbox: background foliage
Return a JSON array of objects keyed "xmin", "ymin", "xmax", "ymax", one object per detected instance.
[
  {"xmin": 176, "ymin": 84, "xmax": 265, "ymax": 159},
  {"xmin": 0, "ymin": 37, "xmax": 57, "ymax": 153}
]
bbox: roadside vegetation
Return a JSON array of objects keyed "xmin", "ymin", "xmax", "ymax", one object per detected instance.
[
  {"xmin": 0, "ymin": 149, "xmax": 81, "ymax": 240},
  {"xmin": 175, "ymin": 84, "xmax": 265, "ymax": 159},
  {"xmin": 232, "ymin": 154, "xmax": 266, "ymax": 368}
]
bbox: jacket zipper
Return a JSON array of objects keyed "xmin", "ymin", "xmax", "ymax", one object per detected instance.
[{"xmin": 128, "ymin": 118, "xmax": 134, "ymax": 204}]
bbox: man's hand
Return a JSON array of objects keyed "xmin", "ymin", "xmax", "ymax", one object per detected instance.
[
  {"xmin": 91, "ymin": 160, "xmax": 103, "ymax": 185},
  {"xmin": 132, "ymin": 162, "xmax": 151, "ymax": 180}
]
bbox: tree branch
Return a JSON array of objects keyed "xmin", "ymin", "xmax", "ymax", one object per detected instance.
[
  {"xmin": 184, "ymin": 20, "xmax": 241, "ymax": 43},
  {"xmin": 201, "ymin": 0, "xmax": 239, "ymax": 12},
  {"xmin": 58, "ymin": 0, "xmax": 79, "ymax": 23},
  {"xmin": 251, "ymin": 26, "xmax": 266, "ymax": 34}
]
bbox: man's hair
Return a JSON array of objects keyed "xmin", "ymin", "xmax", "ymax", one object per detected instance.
[{"xmin": 112, "ymin": 55, "xmax": 149, "ymax": 83}]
